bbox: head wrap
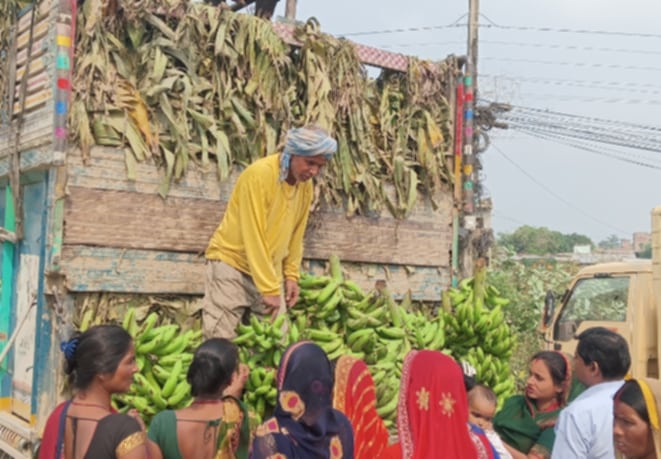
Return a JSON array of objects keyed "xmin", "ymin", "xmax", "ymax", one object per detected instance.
[
  {"xmin": 332, "ymin": 355, "xmax": 389, "ymax": 459},
  {"xmin": 251, "ymin": 341, "xmax": 354, "ymax": 458},
  {"xmin": 279, "ymin": 126, "xmax": 338, "ymax": 182},
  {"xmin": 397, "ymin": 350, "xmax": 489, "ymax": 459},
  {"xmin": 614, "ymin": 378, "xmax": 661, "ymax": 459}
]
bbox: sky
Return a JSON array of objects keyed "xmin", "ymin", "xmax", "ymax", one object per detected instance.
[{"xmin": 272, "ymin": 0, "xmax": 661, "ymax": 243}]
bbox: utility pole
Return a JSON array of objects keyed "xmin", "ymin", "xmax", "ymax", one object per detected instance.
[
  {"xmin": 463, "ymin": 0, "xmax": 479, "ymax": 220},
  {"xmin": 285, "ymin": 0, "xmax": 297, "ymax": 19}
]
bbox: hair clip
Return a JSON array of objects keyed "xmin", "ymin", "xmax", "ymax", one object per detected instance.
[{"xmin": 60, "ymin": 338, "xmax": 79, "ymax": 360}]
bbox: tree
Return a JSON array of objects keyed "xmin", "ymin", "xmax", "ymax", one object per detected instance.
[
  {"xmin": 498, "ymin": 226, "xmax": 593, "ymax": 255},
  {"xmin": 636, "ymin": 243, "xmax": 652, "ymax": 259},
  {"xmin": 598, "ymin": 234, "xmax": 622, "ymax": 250}
]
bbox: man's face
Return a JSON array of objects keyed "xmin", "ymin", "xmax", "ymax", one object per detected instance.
[
  {"xmin": 288, "ymin": 155, "xmax": 327, "ymax": 184},
  {"xmin": 573, "ymin": 353, "xmax": 595, "ymax": 387}
]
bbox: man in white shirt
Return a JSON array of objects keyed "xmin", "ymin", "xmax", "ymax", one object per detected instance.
[{"xmin": 551, "ymin": 327, "xmax": 631, "ymax": 459}]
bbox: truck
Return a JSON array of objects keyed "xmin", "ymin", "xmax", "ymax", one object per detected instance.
[
  {"xmin": 541, "ymin": 206, "xmax": 661, "ymax": 379},
  {"xmin": 0, "ymin": 1, "xmax": 477, "ymax": 456}
]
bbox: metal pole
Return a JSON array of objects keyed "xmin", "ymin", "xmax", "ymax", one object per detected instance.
[
  {"xmin": 463, "ymin": 0, "xmax": 479, "ymax": 218},
  {"xmin": 285, "ymin": 0, "xmax": 297, "ymax": 19}
]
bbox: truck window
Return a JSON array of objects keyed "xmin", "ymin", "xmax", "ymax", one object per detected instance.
[{"xmin": 554, "ymin": 276, "xmax": 629, "ymax": 340}]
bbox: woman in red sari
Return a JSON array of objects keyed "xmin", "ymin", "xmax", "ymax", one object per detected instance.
[
  {"xmin": 332, "ymin": 355, "xmax": 390, "ymax": 459},
  {"xmin": 384, "ymin": 350, "xmax": 494, "ymax": 459}
]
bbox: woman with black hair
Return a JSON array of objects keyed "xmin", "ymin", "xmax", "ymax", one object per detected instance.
[
  {"xmin": 493, "ymin": 351, "xmax": 573, "ymax": 459},
  {"xmin": 148, "ymin": 338, "xmax": 251, "ymax": 459},
  {"xmin": 39, "ymin": 324, "xmax": 150, "ymax": 459},
  {"xmin": 613, "ymin": 378, "xmax": 661, "ymax": 459}
]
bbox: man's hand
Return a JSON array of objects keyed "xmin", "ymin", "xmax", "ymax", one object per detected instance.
[
  {"xmin": 285, "ymin": 278, "xmax": 300, "ymax": 308},
  {"xmin": 262, "ymin": 295, "xmax": 281, "ymax": 318}
]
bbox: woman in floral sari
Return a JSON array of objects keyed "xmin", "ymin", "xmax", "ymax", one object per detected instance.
[
  {"xmin": 332, "ymin": 355, "xmax": 390, "ymax": 459},
  {"xmin": 251, "ymin": 341, "xmax": 354, "ymax": 459},
  {"xmin": 493, "ymin": 351, "xmax": 572, "ymax": 459},
  {"xmin": 384, "ymin": 349, "xmax": 495, "ymax": 459}
]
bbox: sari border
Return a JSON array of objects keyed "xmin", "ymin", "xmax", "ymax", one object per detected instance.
[
  {"xmin": 397, "ymin": 350, "xmax": 419, "ymax": 459},
  {"xmin": 115, "ymin": 431, "xmax": 146, "ymax": 457},
  {"xmin": 333, "ymin": 355, "xmax": 356, "ymax": 412}
]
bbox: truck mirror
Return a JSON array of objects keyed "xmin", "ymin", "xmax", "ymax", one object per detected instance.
[{"xmin": 543, "ymin": 290, "xmax": 555, "ymax": 327}]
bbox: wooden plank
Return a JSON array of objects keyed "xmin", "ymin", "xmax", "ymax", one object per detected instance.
[
  {"xmin": 64, "ymin": 186, "xmax": 219, "ymax": 254},
  {"xmin": 0, "ymin": 151, "xmax": 60, "ymax": 178},
  {"xmin": 63, "ymin": 186, "xmax": 451, "ymax": 266},
  {"xmin": 0, "ymin": 109, "xmax": 54, "ymax": 158},
  {"xmin": 60, "ymin": 246, "xmax": 205, "ymax": 294},
  {"xmin": 66, "ymin": 147, "xmax": 227, "ymax": 200},
  {"xmin": 60, "ymin": 245, "xmax": 446, "ymax": 300}
]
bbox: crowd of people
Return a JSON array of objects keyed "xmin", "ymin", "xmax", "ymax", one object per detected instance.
[
  {"xmin": 37, "ymin": 323, "xmax": 661, "ymax": 459},
  {"xmin": 36, "ymin": 127, "xmax": 661, "ymax": 458}
]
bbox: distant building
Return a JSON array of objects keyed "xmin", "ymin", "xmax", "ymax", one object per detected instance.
[
  {"xmin": 633, "ymin": 232, "xmax": 652, "ymax": 252},
  {"xmin": 573, "ymin": 244, "xmax": 592, "ymax": 255}
]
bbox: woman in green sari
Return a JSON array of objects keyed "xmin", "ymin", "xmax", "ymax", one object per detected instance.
[
  {"xmin": 148, "ymin": 338, "xmax": 251, "ymax": 459},
  {"xmin": 493, "ymin": 351, "xmax": 575, "ymax": 459}
]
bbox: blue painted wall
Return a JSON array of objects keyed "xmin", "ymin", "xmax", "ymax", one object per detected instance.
[{"xmin": 19, "ymin": 173, "xmax": 49, "ymax": 420}]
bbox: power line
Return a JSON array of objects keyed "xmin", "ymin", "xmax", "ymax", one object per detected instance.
[
  {"xmin": 490, "ymin": 142, "xmax": 630, "ymax": 235},
  {"xmin": 379, "ymin": 39, "xmax": 661, "ymax": 57},
  {"xmin": 481, "ymin": 74, "xmax": 661, "ymax": 95},
  {"xmin": 481, "ymin": 56, "xmax": 661, "ymax": 73},
  {"xmin": 508, "ymin": 93, "xmax": 661, "ymax": 105},
  {"xmin": 477, "ymin": 17, "xmax": 661, "ymax": 39},
  {"xmin": 517, "ymin": 129, "xmax": 661, "ymax": 170},
  {"xmin": 491, "ymin": 211, "xmax": 529, "ymax": 227},
  {"xmin": 340, "ymin": 19, "xmax": 661, "ymax": 39},
  {"xmin": 501, "ymin": 116, "xmax": 661, "ymax": 153},
  {"xmin": 490, "ymin": 103, "xmax": 661, "ymax": 132}
]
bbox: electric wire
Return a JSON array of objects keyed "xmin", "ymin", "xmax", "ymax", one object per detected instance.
[
  {"xmin": 340, "ymin": 17, "xmax": 661, "ymax": 39},
  {"xmin": 490, "ymin": 142, "xmax": 630, "ymax": 235}
]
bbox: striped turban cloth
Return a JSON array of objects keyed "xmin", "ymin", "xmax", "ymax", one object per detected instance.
[{"xmin": 279, "ymin": 126, "xmax": 338, "ymax": 182}]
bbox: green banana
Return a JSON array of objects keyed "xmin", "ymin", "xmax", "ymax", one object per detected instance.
[
  {"xmin": 168, "ymin": 381, "xmax": 191, "ymax": 407},
  {"xmin": 161, "ymin": 359, "xmax": 183, "ymax": 398}
]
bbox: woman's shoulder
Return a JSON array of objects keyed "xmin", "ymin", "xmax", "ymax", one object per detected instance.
[
  {"xmin": 151, "ymin": 409, "xmax": 176, "ymax": 422},
  {"xmin": 97, "ymin": 412, "xmax": 142, "ymax": 432},
  {"xmin": 500, "ymin": 394, "xmax": 527, "ymax": 408},
  {"xmin": 332, "ymin": 408, "xmax": 352, "ymax": 426},
  {"xmin": 221, "ymin": 396, "xmax": 246, "ymax": 424}
]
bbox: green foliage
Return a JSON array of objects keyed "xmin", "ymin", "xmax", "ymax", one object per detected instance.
[
  {"xmin": 487, "ymin": 245, "xmax": 579, "ymax": 389},
  {"xmin": 636, "ymin": 242, "xmax": 652, "ymax": 259},
  {"xmin": 498, "ymin": 225, "xmax": 593, "ymax": 255}
]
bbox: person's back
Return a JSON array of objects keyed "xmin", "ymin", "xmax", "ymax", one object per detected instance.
[
  {"xmin": 39, "ymin": 325, "xmax": 149, "ymax": 459},
  {"xmin": 551, "ymin": 327, "xmax": 631, "ymax": 459},
  {"xmin": 148, "ymin": 339, "xmax": 250, "ymax": 459}
]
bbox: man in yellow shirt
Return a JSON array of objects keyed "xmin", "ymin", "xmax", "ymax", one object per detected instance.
[{"xmin": 203, "ymin": 126, "xmax": 337, "ymax": 338}]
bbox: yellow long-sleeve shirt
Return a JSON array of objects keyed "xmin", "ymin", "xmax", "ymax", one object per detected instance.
[{"xmin": 205, "ymin": 154, "xmax": 313, "ymax": 296}]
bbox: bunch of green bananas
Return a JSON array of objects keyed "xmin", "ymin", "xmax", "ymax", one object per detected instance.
[
  {"xmin": 231, "ymin": 255, "xmax": 517, "ymax": 430},
  {"xmin": 234, "ymin": 313, "xmax": 293, "ymax": 421},
  {"xmin": 443, "ymin": 276, "xmax": 516, "ymax": 407},
  {"xmin": 114, "ymin": 310, "xmax": 202, "ymax": 423}
]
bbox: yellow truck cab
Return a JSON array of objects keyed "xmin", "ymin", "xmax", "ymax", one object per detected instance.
[{"xmin": 540, "ymin": 206, "xmax": 661, "ymax": 379}]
